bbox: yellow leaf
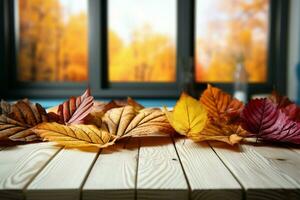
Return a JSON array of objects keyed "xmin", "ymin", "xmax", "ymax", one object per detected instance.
[
  {"xmin": 102, "ymin": 106, "xmax": 174, "ymax": 138},
  {"xmin": 32, "ymin": 122, "xmax": 116, "ymax": 148},
  {"xmin": 163, "ymin": 93, "xmax": 207, "ymax": 138}
]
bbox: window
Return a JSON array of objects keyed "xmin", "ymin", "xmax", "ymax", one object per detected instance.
[
  {"xmin": 0, "ymin": 0, "xmax": 289, "ymax": 98},
  {"xmin": 195, "ymin": 0, "xmax": 269, "ymax": 83},
  {"xmin": 108, "ymin": 0, "xmax": 176, "ymax": 82},
  {"xmin": 18, "ymin": 0, "xmax": 88, "ymax": 82}
]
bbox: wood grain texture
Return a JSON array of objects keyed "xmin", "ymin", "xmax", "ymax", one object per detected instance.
[
  {"xmin": 82, "ymin": 139, "xmax": 139, "ymax": 200},
  {"xmin": 137, "ymin": 137, "xmax": 188, "ymax": 200},
  {"xmin": 210, "ymin": 142, "xmax": 300, "ymax": 200},
  {"xmin": 0, "ymin": 142, "xmax": 61, "ymax": 200},
  {"xmin": 25, "ymin": 148, "xmax": 99, "ymax": 200},
  {"xmin": 174, "ymin": 138, "xmax": 242, "ymax": 200}
]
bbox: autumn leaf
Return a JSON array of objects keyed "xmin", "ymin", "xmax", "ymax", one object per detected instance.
[
  {"xmin": 0, "ymin": 99, "xmax": 48, "ymax": 141},
  {"xmin": 200, "ymin": 84, "xmax": 244, "ymax": 121},
  {"xmin": 0, "ymin": 115, "xmax": 38, "ymax": 141},
  {"xmin": 32, "ymin": 122, "xmax": 116, "ymax": 148},
  {"xmin": 57, "ymin": 88, "xmax": 94, "ymax": 125},
  {"xmin": 102, "ymin": 106, "xmax": 174, "ymax": 138},
  {"xmin": 198, "ymin": 85, "xmax": 247, "ymax": 145},
  {"xmin": 89, "ymin": 97, "xmax": 144, "ymax": 116},
  {"xmin": 270, "ymin": 91, "xmax": 292, "ymax": 109},
  {"xmin": 270, "ymin": 91, "xmax": 300, "ymax": 122},
  {"xmin": 82, "ymin": 100, "xmax": 121, "ymax": 127},
  {"xmin": 0, "ymin": 100, "xmax": 11, "ymax": 115},
  {"xmin": 198, "ymin": 120, "xmax": 245, "ymax": 145},
  {"xmin": 240, "ymin": 98, "xmax": 300, "ymax": 144},
  {"xmin": 112, "ymin": 97, "xmax": 144, "ymax": 111},
  {"xmin": 163, "ymin": 93, "xmax": 207, "ymax": 139}
]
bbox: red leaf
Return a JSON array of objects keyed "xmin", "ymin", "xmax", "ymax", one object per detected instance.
[
  {"xmin": 240, "ymin": 98, "xmax": 300, "ymax": 144},
  {"xmin": 270, "ymin": 91, "xmax": 292, "ymax": 108},
  {"xmin": 270, "ymin": 91, "xmax": 300, "ymax": 122},
  {"xmin": 57, "ymin": 88, "xmax": 94, "ymax": 125}
]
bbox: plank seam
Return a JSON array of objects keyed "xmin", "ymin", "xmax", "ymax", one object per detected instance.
[
  {"xmin": 23, "ymin": 144, "xmax": 64, "ymax": 199},
  {"xmin": 171, "ymin": 137, "xmax": 191, "ymax": 200},
  {"xmin": 79, "ymin": 148, "xmax": 102, "ymax": 200},
  {"xmin": 134, "ymin": 138, "xmax": 141, "ymax": 200},
  {"xmin": 208, "ymin": 142, "xmax": 246, "ymax": 200}
]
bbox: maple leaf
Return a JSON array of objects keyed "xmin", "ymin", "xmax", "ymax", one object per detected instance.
[
  {"xmin": 0, "ymin": 99, "xmax": 48, "ymax": 141},
  {"xmin": 198, "ymin": 85, "xmax": 247, "ymax": 145},
  {"xmin": 163, "ymin": 93, "xmax": 207, "ymax": 139},
  {"xmin": 33, "ymin": 122, "xmax": 116, "ymax": 148},
  {"xmin": 57, "ymin": 88, "xmax": 94, "ymax": 125},
  {"xmin": 102, "ymin": 105, "xmax": 175, "ymax": 138},
  {"xmin": 240, "ymin": 98, "xmax": 300, "ymax": 144}
]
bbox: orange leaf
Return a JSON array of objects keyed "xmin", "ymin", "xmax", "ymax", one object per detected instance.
[
  {"xmin": 198, "ymin": 85, "xmax": 247, "ymax": 145},
  {"xmin": 200, "ymin": 84, "xmax": 243, "ymax": 121}
]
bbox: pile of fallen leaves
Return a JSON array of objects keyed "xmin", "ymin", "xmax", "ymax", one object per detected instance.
[
  {"xmin": 165, "ymin": 85, "xmax": 300, "ymax": 145},
  {"xmin": 1, "ymin": 85, "xmax": 300, "ymax": 150},
  {"xmin": 0, "ymin": 89, "xmax": 174, "ymax": 148}
]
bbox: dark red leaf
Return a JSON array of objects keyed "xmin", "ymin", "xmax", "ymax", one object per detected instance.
[
  {"xmin": 270, "ymin": 91, "xmax": 300, "ymax": 122},
  {"xmin": 270, "ymin": 91, "xmax": 292, "ymax": 109},
  {"xmin": 240, "ymin": 98, "xmax": 300, "ymax": 144},
  {"xmin": 57, "ymin": 88, "xmax": 94, "ymax": 125}
]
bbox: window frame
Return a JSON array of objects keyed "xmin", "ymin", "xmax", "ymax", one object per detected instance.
[{"xmin": 0, "ymin": 0, "xmax": 289, "ymax": 99}]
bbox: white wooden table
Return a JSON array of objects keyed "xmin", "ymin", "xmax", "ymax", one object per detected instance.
[{"xmin": 1, "ymin": 136, "xmax": 300, "ymax": 200}]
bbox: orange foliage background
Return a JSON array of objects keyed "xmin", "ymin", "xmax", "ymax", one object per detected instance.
[
  {"xmin": 109, "ymin": 25, "xmax": 176, "ymax": 82},
  {"xmin": 18, "ymin": 0, "xmax": 269, "ymax": 83},
  {"xmin": 195, "ymin": 0, "xmax": 269, "ymax": 83},
  {"xmin": 19, "ymin": 0, "xmax": 88, "ymax": 82}
]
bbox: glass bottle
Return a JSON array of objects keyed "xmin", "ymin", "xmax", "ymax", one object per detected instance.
[
  {"xmin": 181, "ymin": 57, "xmax": 196, "ymax": 97},
  {"xmin": 233, "ymin": 60, "xmax": 248, "ymax": 102}
]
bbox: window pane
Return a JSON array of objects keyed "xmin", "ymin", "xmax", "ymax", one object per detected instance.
[
  {"xmin": 108, "ymin": 0, "xmax": 176, "ymax": 82},
  {"xmin": 18, "ymin": 0, "xmax": 88, "ymax": 82},
  {"xmin": 195, "ymin": 0, "xmax": 269, "ymax": 82}
]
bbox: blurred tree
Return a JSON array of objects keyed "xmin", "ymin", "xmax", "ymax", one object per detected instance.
[
  {"xmin": 60, "ymin": 13, "xmax": 88, "ymax": 81},
  {"xmin": 196, "ymin": 0, "xmax": 269, "ymax": 83},
  {"xmin": 19, "ymin": 0, "xmax": 88, "ymax": 82},
  {"xmin": 109, "ymin": 25, "xmax": 176, "ymax": 82}
]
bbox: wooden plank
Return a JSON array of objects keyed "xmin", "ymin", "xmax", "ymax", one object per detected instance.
[
  {"xmin": 288, "ymin": 145, "xmax": 300, "ymax": 156},
  {"xmin": 0, "ymin": 142, "xmax": 61, "ymax": 200},
  {"xmin": 25, "ymin": 148, "xmax": 99, "ymax": 200},
  {"xmin": 210, "ymin": 142, "xmax": 300, "ymax": 200},
  {"xmin": 82, "ymin": 139, "xmax": 139, "ymax": 200},
  {"xmin": 137, "ymin": 136, "xmax": 188, "ymax": 200},
  {"xmin": 174, "ymin": 138, "xmax": 242, "ymax": 200}
]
